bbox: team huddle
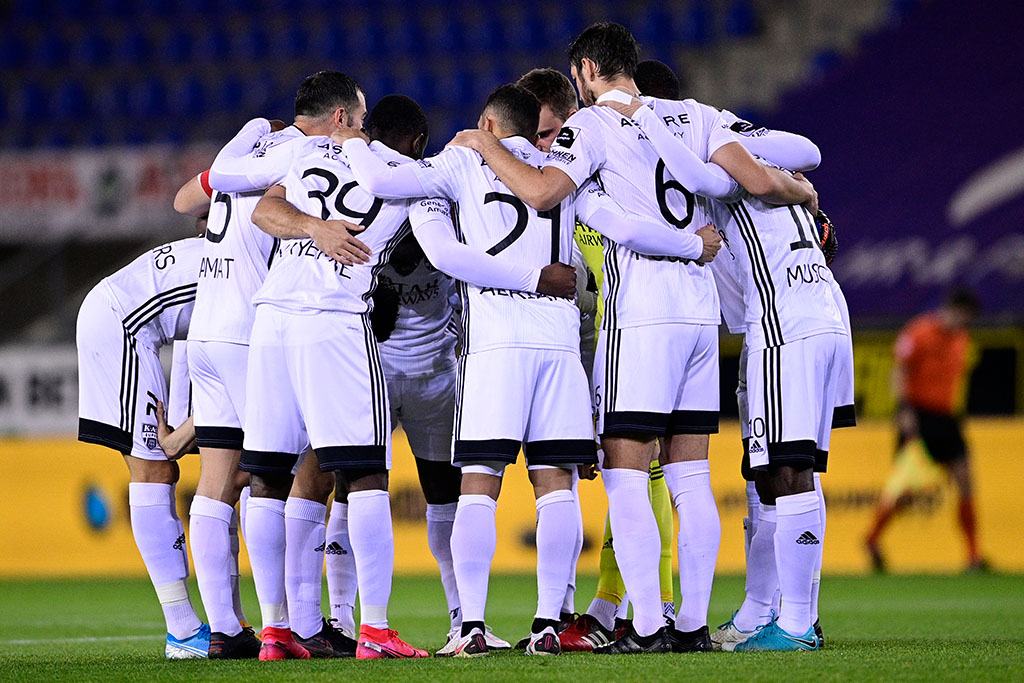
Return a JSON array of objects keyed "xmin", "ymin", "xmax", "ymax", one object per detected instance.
[{"xmin": 76, "ymin": 21, "xmax": 853, "ymax": 660}]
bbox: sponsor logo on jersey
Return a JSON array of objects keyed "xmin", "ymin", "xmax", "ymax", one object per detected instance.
[
  {"xmin": 555, "ymin": 127, "xmax": 578, "ymax": 148},
  {"xmin": 547, "ymin": 149, "xmax": 576, "ymax": 165},
  {"xmin": 142, "ymin": 423, "xmax": 158, "ymax": 450}
]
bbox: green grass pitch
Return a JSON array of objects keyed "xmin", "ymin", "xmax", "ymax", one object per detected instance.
[{"xmin": 1, "ymin": 573, "xmax": 1022, "ymax": 681}]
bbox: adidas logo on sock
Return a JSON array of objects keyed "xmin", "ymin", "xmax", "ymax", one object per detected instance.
[
  {"xmin": 314, "ymin": 542, "xmax": 326, "ymax": 553},
  {"xmin": 450, "ymin": 607, "xmax": 460, "ymax": 621},
  {"xmin": 172, "ymin": 533, "xmax": 185, "ymax": 550},
  {"xmin": 796, "ymin": 531, "xmax": 820, "ymax": 545},
  {"xmin": 325, "ymin": 542, "xmax": 348, "ymax": 555}
]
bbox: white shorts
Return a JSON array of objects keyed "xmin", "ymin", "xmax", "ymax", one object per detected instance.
[
  {"xmin": 76, "ymin": 287, "xmax": 168, "ymax": 461},
  {"xmin": 832, "ymin": 332, "xmax": 857, "ymax": 428},
  {"xmin": 187, "ymin": 339, "xmax": 249, "ymax": 450},
  {"xmin": 241, "ymin": 306, "xmax": 390, "ymax": 475},
  {"xmin": 167, "ymin": 340, "xmax": 193, "ymax": 429},
  {"xmin": 745, "ymin": 332, "xmax": 846, "ymax": 473},
  {"xmin": 453, "ymin": 347, "xmax": 596, "ymax": 467},
  {"xmin": 594, "ymin": 322, "xmax": 719, "ymax": 438},
  {"xmin": 387, "ymin": 367, "xmax": 456, "ymax": 463}
]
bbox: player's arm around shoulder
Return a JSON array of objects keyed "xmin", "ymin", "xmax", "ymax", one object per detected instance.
[
  {"xmin": 710, "ymin": 141, "xmax": 816, "ymax": 209},
  {"xmin": 447, "ymin": 128, "xmax": 577, "ymax": 211}
]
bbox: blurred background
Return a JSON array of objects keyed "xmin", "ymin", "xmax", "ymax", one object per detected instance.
[{"xmin": 0, "ymin": 0, "xmax": 1021, "ymax": 577}]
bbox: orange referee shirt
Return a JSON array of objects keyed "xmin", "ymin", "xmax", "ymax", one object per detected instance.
[{"xmin": 893, "ymin": 313, "xmax": 971, "ymax": 416}]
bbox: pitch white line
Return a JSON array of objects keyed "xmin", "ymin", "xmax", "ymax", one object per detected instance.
[{"xmin": 0, "ymin": 634, "xmax": 159, "ymax": 645}]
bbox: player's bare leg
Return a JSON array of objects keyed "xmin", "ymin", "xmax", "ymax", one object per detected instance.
[
  {"xmin": 123, "ymin": 456, "xmax": 206, "ymax": 657},
  {"xmin": 947, "ymin": 458, "xmax": 984, "ymax": 569}
]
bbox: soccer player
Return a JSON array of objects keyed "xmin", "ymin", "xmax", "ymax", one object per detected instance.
[
  {"xmin": 76, "ymin": 236, "xmax": 208, "ymax": 659},
  {"xmin": 176, "ymin": 72, "xmax": 374, "ymax": 659},
  {"xmin": 334, "ymin": 81, "xmax": 719, "ymax": 656},
  {"xmin": 866, "ymin": 289, "xmax": 984, "ymax": 571},
  {"xmin": 516, "ymin": 66, "xmax": 678, "ymax": 650},
  {"xmin": 236, "ymin": 76, "xmax": 430, "ymax": 659},
  {"xmin": 447, "ymin": 22, "xmax": 815, "ymax": 653},
  {"xmin": 616, "ymin": 90, "xmax": 848, "ymax": 650}
]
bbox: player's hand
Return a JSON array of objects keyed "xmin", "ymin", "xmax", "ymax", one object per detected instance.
[
  {"xmin": 597, "ymin": 96, "xmax": 644, "ymax": 119},
  {"xmin": 536, "ymin": 263, "xmax": 577, "ymax": 299},
  {"xmin": 268, "ymin": 119, "xmax": 287, "ymax": 132},
  {"xmin": 447, "ymin": 129, "xmax": 496, "ymax": 152},
  {"xmin": 305, "ymin": 218, "xmax": 372, "ymax": 265},
  {"xmin": 155, "ymin": 402, "xmax": 187, "ymax": 461},
  {"xmin": 330, "ymin": 128, "xmax": 369, "ymax": 145},
  {"xmin": 793, "ymin": 172, "xmax": 819, "ymax": 216},
  {"xmin": 696, "ymin": 224, "xmax": 723, "ymax": 263},
  {"xmin": 578, "ymin": 463, "xmax": 598, "ymax": 480}
]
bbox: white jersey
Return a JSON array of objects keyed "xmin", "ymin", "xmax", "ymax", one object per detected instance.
[
  {"xmin": 544, "ymin": 96, "xmax": 735, "ymax": 330},
  {"xmin": 188, "ymin": 123, "xmax": 306, "ymax": 344},
  {"xmin": 100, "ymin": 237, "xmax": 203, "ymax": 348},
  {"xmin": 709, "ymin": 195, "xmax": 845, "ymax": 351},
  {"xmin": 408, "ymin": 137, "xmax": 581, "ymax": 355},
  {"xmin": 378, "ymin": 255, "xmax": 457, "ymax": 378},
  {"xmin": 252, "ymin": 137, "xmax": 413, "ymax": 315}
]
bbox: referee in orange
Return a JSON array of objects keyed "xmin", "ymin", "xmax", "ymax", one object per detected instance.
[{"xmin": 865, "ymin": 288, "xmax": 986, "ymax": 571}]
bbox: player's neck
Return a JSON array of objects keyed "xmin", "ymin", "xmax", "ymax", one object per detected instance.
[
  {"xmin": 592, "ymin": 76, "xmax": 639, "ymax": 100},
  {"xmin": 292, "ymin": 116, "xmax": 333, "ymax": 137}
]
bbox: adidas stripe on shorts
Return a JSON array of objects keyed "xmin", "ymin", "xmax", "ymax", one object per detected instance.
[
  {"xmin": 453, "ymin": 347, "xmax": 596, "ymax": 467},
  {"xmin": 76, "ymin": 286, "xmax": 170, "ymax": 461},
  {"xmin": 745, "ymin": 331, "xmax": 846, "ymax": 473},
  {"xmin": 240, "ymin": 306, "xmax": 390, "ymax": 475},
  {"xmin": 594, "ymin": 322, "xmax": 719, "ymax": 438}
]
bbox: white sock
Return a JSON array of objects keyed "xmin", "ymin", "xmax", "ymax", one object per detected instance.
[
  {"xmin": 285, "ymin": 497, "xmax": 328, "ymax": 639},
  {"xmin": 128, "ymin": 482, "xmax": 201, "ymax": 639},
  {"xmin": 603, "ymin": 468, "xmax": 662, "ymax": 636},
  {"xmin": 190, "ymin": 495, "xmax": 241, "ymax": 635},
  {"xmin": 228, "ymin": 507, "xmax": 247, "ymax": 626},
  {"xmin": 734, "ymin": 504, "xmax": 778, "ymax": 632},
  {"xmin": 562, "ymin": 474, "xmax": 584, "ymax": 616},
  {"xmin": 744, "ymin": 480, "xmax": 760, "ymax": 557},
  {"xmin": 325, "ymin": 501, "xmax": 358, "ymax": 637},
  {"xmin": 535, "ymin": 489, "xmax": 576, "ymax": 621},
  {"xmin": 238, "ymin": 486, "xmax": 250, "ymax": 543},
  {"xmin": 662, "ymin": 460, "xmax": 721, "ymax": 632},
  {"xmin": 587, "ymin": 597, "xmax": 617, "ymax": 631},
  {"xmin": 811, "ymin": 474, "xmax": 826, "ymax": 624},
  {"xmin": 348, "ymin": 489, "xmax": 393, "ymax": 629},
  {"xmin": 246, "ymin": 496, "xmax": 289, "ymax": 629},
  {"xmin": 775, "ymin": 491, "xmax": 821, "ymax": 636},
  {"xmin": 426, "ymin": 503, "xmax": 460, "ymax": 629},
  {"xmin": 616, "ymin": 593, "xmax": 630, "ymax": 620},
  {"xmin": 450, "ymin": 494, "xmax": 497, "ymax": 625}
]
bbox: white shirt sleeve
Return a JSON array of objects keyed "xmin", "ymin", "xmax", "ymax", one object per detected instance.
[
  {"xmin": 575, "ymin": 185, "xmax": 704, "ymax": 260},
  {"xmin": 209, "ymin": 121, "xmax": 304, "ymax": 192},
  {"xmin": 718, "ymin": 109, "xmax": 822, "ymax": 172},
  {"xmin": 541, "ymin": 111, "xmax": 604, "ymax": 189},
  {"xmin": 631, "ymin": 104, "xmax": 739, "ymax": 199},
  {"xmin": 410, "ymin": 199, "xmax": 542, "ymax": 292}
]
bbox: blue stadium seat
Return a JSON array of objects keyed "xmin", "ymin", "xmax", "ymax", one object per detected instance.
[
  {"xmin": 15, "ymin": 82, "xmax": 49, "ymax": 121},
  {"xmin": 0, "ymin": 33, "xmax": 28, "ymax": 69},
  {"xmin": 279, "ymin": 22, "xmax": 309, "ymax": 60},
  {"xmin": 724, "ymin": 0, "xmax": 758, "ymax": 38},
  {"xmin": 32, "ymin": 32, "xmax": 70, "ymax": 69},
  {"xmin": 195, "ymin": 25, "xmax": 231, "ymax": 61},
  {"xmin": 73, "ymin": 32, "xmax": 111, "ymax": 68},
  {"xmin": 169, "ymin": 75, "xmax": 206, "ymax": 118},
  {"xmin": 679, "ymin": 0, "xmax": 714, "ymax": 46},
  {"xmin": 162, "ymin": 26, "xmax": 194, "ymax": 65},
  {"xmin": 131, "ymin": 77, "xmax": 168, "ymax": 119},
  {"xmin": 112, "ymin": 27, "xmax": 152, "ymax": 65},
  {"xmin": 53, "ymin": 79, "xmax": 89, "ymax": 121},
  {"xmin": 234, "ymin": 21, "xmax": 270, "ymax": 61}
]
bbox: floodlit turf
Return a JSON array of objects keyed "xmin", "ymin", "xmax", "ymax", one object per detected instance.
[{"xmin": 1, "ymin": 573, "xmax": 1021, "ymax": 681}]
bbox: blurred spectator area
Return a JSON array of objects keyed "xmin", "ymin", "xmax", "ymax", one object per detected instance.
[{"xmin": 0, "ymin": 0, "xmax": 902, "ymax": 344}]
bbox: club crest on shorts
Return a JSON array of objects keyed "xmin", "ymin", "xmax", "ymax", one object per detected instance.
[{"xmin": 142, "ymin": 423, "xmax": 158, "ymax": 450}]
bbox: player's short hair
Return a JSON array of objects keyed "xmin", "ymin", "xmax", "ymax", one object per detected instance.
[
  {"xmin": 517, "ymin": 68, "xmax": 577, "ymax": 122},
  {"xmin": 568, "ymin": 22, "xmax": 640, "ymax": 80},
  {"xmin": 364, "ymin": 94, "xmax": 428, "ymax": 144},
  {"xmin": 294, "ymin": 70, "xmax": 363, "ymax": 119},
  {"xmin": 635, "ymin": 59, "xmax": 681, "ymax": 100},
  {"xmin": 482, "ymin": 84, "xmax": 541, "ymax": 140},
  {"xmin": 946, "ymin": 287, "xmax": 980, "ymax": 315}
]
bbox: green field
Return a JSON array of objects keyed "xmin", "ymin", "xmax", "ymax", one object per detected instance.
[{"xmin": 1, "ymin": 573, "xmax": 1022, "ymax": 681}]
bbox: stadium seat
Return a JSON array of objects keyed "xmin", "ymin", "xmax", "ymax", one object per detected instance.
[
  {"xmin": 162, "ymin": 26, "xmax": 194, "ymax": 65},
  {"xmin": 53, "ymin": 79, "xmax": 90, "ymax": 121},
  {"xmin": 73, "ymin": 32, "xmax": 111, "ymax": 69},
  {"xmin": 0, "ymin": 33, "xmax": 28, "ymax": 69},
  {"xmin": 724, "ymin": 0, "xmax": 758, "ymax": 38},
  {"xmin": 32, "ymin": 32, "xmax": 70, "ymax": 69},
  {"xmin": 169, "ymin": 76, "xmax": 206, "ymax": 118},
  {"xmin": 111, "ymin": 27, "xmax": 152, "ymax": 66}
]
